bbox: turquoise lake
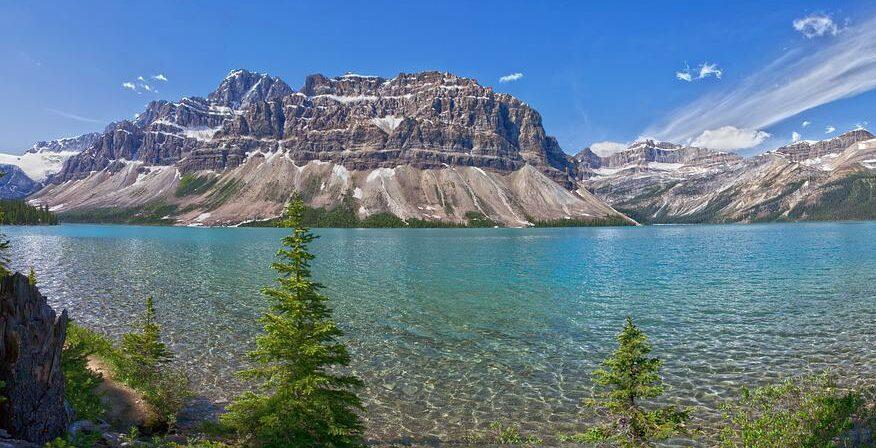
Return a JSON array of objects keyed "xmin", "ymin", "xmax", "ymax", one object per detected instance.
[{"xmin": 5, "ymin": 222, "xmax": 876, "ymax": 443}]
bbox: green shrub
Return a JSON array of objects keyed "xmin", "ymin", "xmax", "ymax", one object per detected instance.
[
  {"xmin": 62, "ymin": 322, "xmax": 105, "ymax": 421},
  {"xmin": 718, "ymin": 373, "xmax": 868, "ymax": 448}
]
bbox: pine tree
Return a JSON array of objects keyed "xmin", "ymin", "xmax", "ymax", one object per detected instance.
[
  {"xmin": 222, "ymin": 198, "xmax": 364, "ymax": 448},
  {"xmin": 28, "ymin": 267, "xmax": 36, "ymax": 286},
  {"xmin": 120, "ymin": 297, "xmax": 173, "ymax": 376},
  {"xmin": 0, "ymin": 180, "xmax": 10, "ymax": 278},
  {"xmin": 118, "ymin": 297, "xmax": 188, "ymax": 428},
  {"xmin": 585, "ymin": 316, "xmax": 690, "ymax": 447}
]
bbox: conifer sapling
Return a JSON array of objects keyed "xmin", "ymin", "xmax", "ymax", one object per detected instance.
[{"xmin": 222, "ymin": 198, "xmax": 365, "ymax": 447}]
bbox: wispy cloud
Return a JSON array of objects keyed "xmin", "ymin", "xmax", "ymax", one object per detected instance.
[
  {"xmin": 152, "ymin": 74, "xmax": 168, "ymax": 82},
  {"xmin": 802, "ymin": 120, "xmax": 811, "ymax": 128},
  {"xmin": 675, "ymin": 62, "xmax": 722, "ymax": 82},
  {"xmin": 825, "ymin": 125, "xmax": 836, "ymax": 134},
  {"xmin": 122, "ymin": 82, "xmax": 137, "ymax": 91},
  {"xmin": 141, "ymin": 84, "xmax": 152, "ymax": 91},
  {"xmin": 854, "ymin": 121, "xmax": 869, "ymax": 130},
  {"xmin": 648, "ymin": 14, "xmax": 876, "ymax": 148},
  {"xmin": 44, "ymin": 108, "xmax": 104, "ymax": 124},
  {"xmin": 792, "ymin": 131, "xmax": 802, "ymax": 142},
  {"xmin": 499, "ymin": 72, "xmax": 524, "ymax": 83},
  {"xmin": 793, "ymin": 14, "xmax": 839, "ymax": 38},
  {"xmin": 698, "ymin": 62, "xmax": 723, "ymax": 79}
]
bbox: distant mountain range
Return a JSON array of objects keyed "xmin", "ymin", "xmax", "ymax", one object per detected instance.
[
  {"xmin": 576, "ymin": 129, "xmax": 876, "ymax": 223},
  {"xmin": 5, "ymin": 69, "xmax": 876, "ymax": 226},
  {"xmin": 0, "ymin": 133, "xmax": 100, "ymax": 199}
]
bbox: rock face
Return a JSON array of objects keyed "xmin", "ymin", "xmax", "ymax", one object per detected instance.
[
  {"xmin": 577, "ymin": 130, "xmax": 876, "ymax": 223},
  {"xmin": 32, "ymin": 70, "xmax": 627, "ymax": 227},
  {"xmin": 0, "ymin": 273, "xmax": 69, "ymax": 444},
  {"xmin": 0, "ymin": 166, "xmax": 40, "ymax": 200}
]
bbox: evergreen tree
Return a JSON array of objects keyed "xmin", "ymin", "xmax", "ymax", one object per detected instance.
[
  {"xmin": 28, "ymin": 267, "xmax": 36, "ymax": 285},
  {"xmin": 222, "ymin": 198, "xmax": 364, "ymax": 448},
  {"xmin": 0, "ymin": 196, "xmax": 10, "ymax": 278},
  {"xmin": 120, "ymin": 297, "xmax": 173, "ymax": 375},
  {"xmin": 118, "ymin": 297, "xmax": 187, "ymax": 428},
  {"xmin": 584, "ymin": 316, "xmax": 690, "ymax": 447}
]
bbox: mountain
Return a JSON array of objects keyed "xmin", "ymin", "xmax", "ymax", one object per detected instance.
[
  {"xmin": 33, "ymin": 70, "xmax": 628, "ymax": 227},
  {"xmin": 577, "ymin": 129, "xmax": 876, "ymax": 223},
  {"xmin": 0, "ymin": 133, "xmax": 101, "ymax": 198}
]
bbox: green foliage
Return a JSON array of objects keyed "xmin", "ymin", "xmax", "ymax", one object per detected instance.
[
  {"xmin": 117, "ymin": 297, "xmax": 191, "ymax": 429},
  {"xmin": 44, "ymin": 431, "xmax": 102, "ymax": 448},
  {"xmin": 787, "ymin": 170, "xmax": 876, "ymax": 221},
  {"xmin": 0, "ymin": 380, "xmax": 5, "ymax": 403},
  {"xmin": 222, "ymin": 198, "xmax": 365, "ymax": 447},
  {"xmin": 175, "ymin": 174, "xmax": 218, "ymax": 197},
  {"xmin": 463, "ymin": 421, "xmax": 543, "ymax": 446},
  {"xmin": 0, "ymin": 199, "xmax": 58, "ymax": 225},
  {"xmin": 242, "ymin": 194, "xmax": 470, "ymax": 228},
  {"xmin": 584, "ymin": 316, "xmax": 690, "ymax": 446},
  {"xmin": 204, "ymin": 179, "xmax": 242, "ymax": 210},
  {"xmin": 717, "ymin": 373, "xmax": 869, "ymax": 448},
  {"xmin": 28, "ymin": 267, "xmax": 36, "ymax": 285},
  {"xmin": 60, "ymin": 201, "xmax": 178, "ymax": 225},
  {"xmin": 62, "ymin": 321, "xmax": 105, "ymax": 421},
  {"xmin": 463, "ymin": 210, "xmax": 499, "ymax": 227},
  {"xmin": 530, "ymin": 215, "xmax": 633, "ymax": 227}
]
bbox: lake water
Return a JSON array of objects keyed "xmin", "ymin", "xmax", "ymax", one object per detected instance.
[{"xmin": 5, "ymin": 223, "xmax": 876, "ymax": 444}]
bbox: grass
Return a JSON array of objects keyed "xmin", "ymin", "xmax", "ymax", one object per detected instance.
[{"xmin": 175, "ymin": 175, "xmax": 218, "ymax": 198}]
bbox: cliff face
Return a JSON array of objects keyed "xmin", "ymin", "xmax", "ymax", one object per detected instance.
[
  {"xmin": 32, "ymin": 70, "xmax": 627, "ymax": 227},
  {"xmin": 0, "ymin": 273, "xmax": 69, "ymax": 444}
]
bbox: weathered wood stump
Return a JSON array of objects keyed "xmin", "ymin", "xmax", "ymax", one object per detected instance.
[{"xmin": 0, "ymin": 273, "xmax": 69, "ymax": 444}]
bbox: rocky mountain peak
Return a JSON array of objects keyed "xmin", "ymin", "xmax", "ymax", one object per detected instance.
[
  {"xmin": 775, "ymin": 128, "xmax": 875, "ymax": 162},
  {"xmin": 26, "ymin": 132, "xmax": 101, "ymax": 154},
  {"xmin": 207, "ymin": 69, "xmax": 293, "ymax": 109}
]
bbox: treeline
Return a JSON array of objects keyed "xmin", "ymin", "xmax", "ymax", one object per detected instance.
[{"xmin": 0, "ymin": 200, "xmax": 58, "ymax": 225}]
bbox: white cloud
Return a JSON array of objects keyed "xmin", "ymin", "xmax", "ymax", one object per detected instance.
[
  {"xmin": 698, "ymin": 62, "xmax": 722, "ymax": 79},
  {"xmin": 137, "ymin": 76, "xmax": 146, "ymax": 82},
  {"xmin": 691, "ymin": 126, "xmax": 771, "ymax": 150},
  {"xmin": 676, "ymin": 62, "xmax": 722, "ymax": 82},
  {"xmin": 589, "ymin": 141, "xmax": 629, "ymax": 156},
  {"xmin": 676, "ymin": 70, "xmax": 693, "ymax": 82},
  {"xmin": 499, "ymin": 72, "xmax": 524, "ymax": 83},
  {"xmin": 647, "ymin": 15, "xmax": 876, "ymax": 146},
  {"xmin": 791, "ymin": 131, "xmax": 802, "ymax": 142},
  {"xmin": 122, "ymin": 82, "xmax": 137, "ymax": 91},
  {"xmin": 802, "ymin": 120, "xmax": 811, "ymax": 128},
  {"xmin": 853, "ymin": 121, "xmax": 869, "ymax": 130},
  {"xmin": 152, "ymin": 74, "xmax": 168, "ymax": 82},
  {"xmin": 141, "ymin": 84, "xmax": 152, "ymax": 91},
  {"xmin": 793, "ymin": 14, "xmax": 839, "ymax": 38},
  {"xmin": 825, "ymin": 125, "xmax": 836, "ymax": 134}
]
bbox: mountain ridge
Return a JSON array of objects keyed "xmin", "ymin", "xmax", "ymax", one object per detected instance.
[{"xmin": 32, "ymin": 69, "xmax": 626, "ymax": 227}]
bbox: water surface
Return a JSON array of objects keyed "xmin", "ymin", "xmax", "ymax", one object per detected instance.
[{"xmin": 6, "ymin": 223, "xmax": 876, "ymax": 443}]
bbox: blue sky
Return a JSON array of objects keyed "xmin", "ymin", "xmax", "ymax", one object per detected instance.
[{"xmin": 1, "ymin": 0, "xmax": 874, "ymax": 155}]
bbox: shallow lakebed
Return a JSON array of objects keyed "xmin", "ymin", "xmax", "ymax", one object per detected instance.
[{"xmin": 6, "ymin": 222, "xmax": 876, "ymax": 443}]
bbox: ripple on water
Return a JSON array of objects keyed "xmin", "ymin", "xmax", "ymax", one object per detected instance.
[{"xmin": 5, "ymin": 223, "xmax": 876, "ymax": 444}]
